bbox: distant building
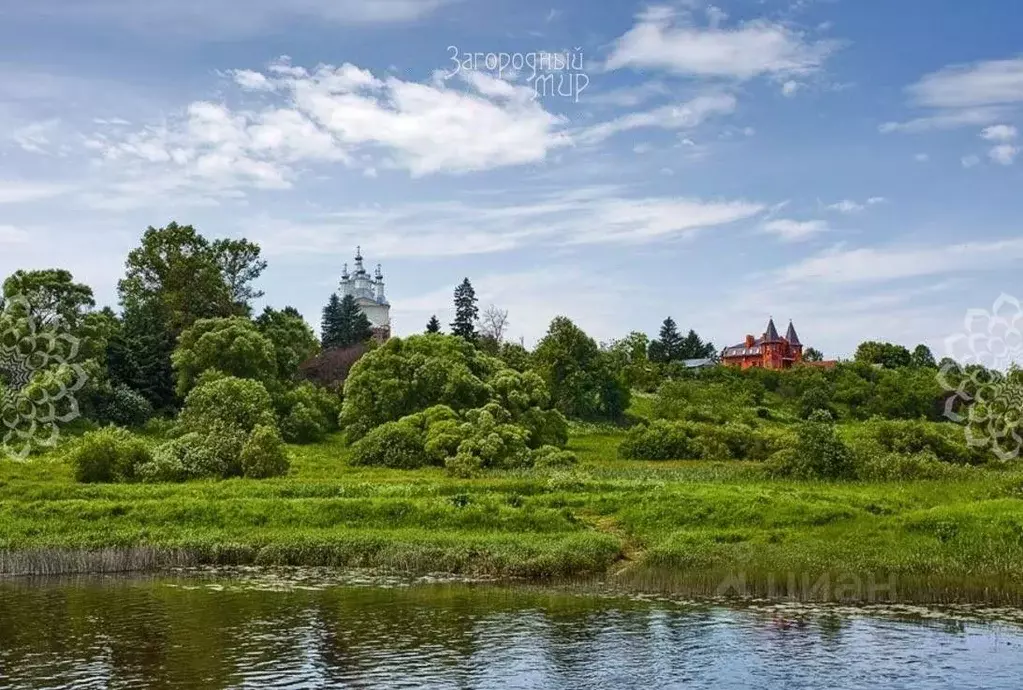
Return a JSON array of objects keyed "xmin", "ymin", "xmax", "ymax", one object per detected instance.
[
  {"xmin": 721, "ymin": 318, "xmax": 805, "ymax": 370},
  {"xmin": 339, "ymin": 246, "xmax": 391, "ymax": 342}
]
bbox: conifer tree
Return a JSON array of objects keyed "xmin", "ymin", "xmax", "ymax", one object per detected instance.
[
  {"xmin": 336, "ymin": 294, "xmax": 373, "ymax": 348},
  {"xmin": 450, "ymin": 278, "xmax": 479, "ymax": 343},
  {"xmin": 321, "ymin": 294, "xmax": 344, "ymax": 349},
  {"xmin": 650, "ymin": 317, "xmax": 684, "ymax": 363},
  {"xmin": 426, "ymin": 315, "xmax": 441, "ymax": 334}
]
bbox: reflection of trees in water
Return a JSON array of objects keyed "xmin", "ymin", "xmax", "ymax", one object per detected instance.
[{"xmin": 0, "ymin": 579, "xmax": 914, "ymax": 689}]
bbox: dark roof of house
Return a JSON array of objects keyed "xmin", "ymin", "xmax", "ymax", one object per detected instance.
[
  {"xmin": 765, "ymin": 318, "xmax": 780, "ymax": 342},
  {"xmin": 785, "ymin": 321, "xmax": 801, "ymax": 346}
]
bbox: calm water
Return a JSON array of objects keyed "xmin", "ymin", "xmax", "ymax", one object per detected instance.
[{"xmin": 1, "ymin": 571, "xmax": 1022, "ymax": 689}]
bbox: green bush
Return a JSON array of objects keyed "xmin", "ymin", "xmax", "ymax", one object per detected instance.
[
  {"xmin": 172, "ymin": 317, "xmax": 278, "ymax": 397},
  {"xmin": 618, "ymin": 420, "xmax": 699, "ymax": 460},
  {"xmin": 281, "ymin": 403, "xmax": 329, "ymax": 444},
  {"xmin": 68, "ymin": 427, "xmax": 153, "ymax": 483},
  {"xmin": 240, "ymin": 424, "xmax": 290, "ymax": 478},
  {"xmin": 530, "ymin": 445, "xmax": 579, "ymax": 469},
  {"xmin": 770, "ymin": 410, "xmax": 856, "ymax": 480},
  {"xmin": 861, "ymin": 419, "xmax": 982, "ymax": 465},
  {"xmin": 349, "ymin": 421, "xmax": 431, "ymax": 469},
  {"xmin": 855, "ymin": 448, "xmax": 970, "ymax": 481},
  {"xmin": 179, "ymin": 376, "xmax": 276, "ymax": 435},
  {"xmin": 143, "ymin": 430, "xmax": 240, "ymax": 481},
  {"xmin": 277, "ymin": 382, "xmax": 341, "ymax": 444},
  {"xmin": 96, "ymin": 384, "xmax": 154, "ymax": 428}
]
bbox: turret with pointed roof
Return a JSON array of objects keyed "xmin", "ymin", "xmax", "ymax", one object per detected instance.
[
  {"xmin": 764, "ymin": 317, "xmax": 781, "ymax": 342},
  {"xmin": 785, "ymin": 320, "xmax": 801, "ymax": 346}
]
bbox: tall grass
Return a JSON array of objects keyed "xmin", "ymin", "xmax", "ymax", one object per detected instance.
[{"xmin": 2, "ymin": 429, "xmax": 1023, "ymax": 602}]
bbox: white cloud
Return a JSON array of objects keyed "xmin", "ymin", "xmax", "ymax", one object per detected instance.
[
  {"xmin": 915, "ymin": 153, "xmax": 929, "ymax": 162},
  {"xmin": 880, "ymin": 107, "xmax": 1007, "ymax": 134},
  {"xmin": 776, "ymin": 238, "xmax": 1023, "ymax": 285},
  {"xmin": 0, "ymin": 181, "xmax": 70, "ymax": 204},
  {"xmin": 825, "ymin": 197, "xmax": 884, "ymax": 214},
  {"xmin": 962, "ymin": 155, "xmax": 981, "ymax": 168},
  {"xmin": 885, "ymin": 58, "xmax": 1023, "ymax": 135},
  {"xmin": 980, "ymin": 124, "xmax": 1018, "ymax": 142},
  {"xmin": 11, "ymin": 119, "xmax": 61, "ymax": 154},
  {"xmin": 605, "ymin": 6, "xmax": 836, "ymax": 80},
  {"xmin": 988, "ymin": 144, "xmax": 1019, "ymax": 165},
  {"xmin": 252, "ymin": 187, "xmax": 766, "ymax": 258},
  {"xmin": 908, "ymin": 58, "xmax": 1023, "ymax": 109},
  {"xmin": 576, "ymin": 93, "xmax": 736, "ymax": 144},
  {"xmin": 83, "ymin": 61, "xmax": 573, "ymax": 204},
  {"xmin": 781, "ymin": 80, "xmax": 801, "ymax": 97},
  {"xmin": 761, "ymin": 218, "xmax": 829, "ymax": 242},
  {"xmin": 826, "ymin": 200, "xmax": 863, "ymax": 213}
]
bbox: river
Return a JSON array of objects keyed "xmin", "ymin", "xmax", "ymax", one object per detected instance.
[{"xmin": 1, "ymin": 570, "xmax": 1021, "ymax": 689}]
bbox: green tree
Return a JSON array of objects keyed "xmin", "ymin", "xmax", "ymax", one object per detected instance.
[
  {"xmin": 649, "ymin": 317, "xmax": 683, "ymax": 363},
  {"xmin": 336, "ymin": 294, "xmax": 373, "ymax": 347},
  {"xmin": 450, "ymin": 278, "xmax": 479, "ymax": 343},
  {"xmin": 426, "ymin": 315, "xmax": 441, "ymax": 334},
  {"xmin": 212, "ymin": 238, "xmax": 267, "ymax": 314},
  {"xmin": 803, "ymin": 347, "xmax": 824, "ymax": 362},
  {"xmin": 321, "ymin": 294, "xmax": 344, "ymax": 349},
  {"xmin": 119, "ymin": 223, "xmax": 252, "ymax": 332},
  {"xmin": 911, "ymin": 344, "xmax": 937, "ymax": 368},
  {"xmin": 255, "ymin": 306, "xmax": 320, "ymax": 381},
  {"xmin": 532, "ymin": 316, "xmax": 630, "ymax": 421},
  {"xmin": 1, "ymin": 269, "xmax": 95, "ymax": 329},
  {"xmin": 855, "ymin": 341, "xmax": 912, "ymax": 369},
  {"xmin": 680, "ymin": 329, "xmax": 714, "ymax": 359},
  {"xmin": 107, "ymin": 301, "xmax": 177, "ymax": 411},
  {"xmin": 339, "ymin": 335, "xmax": 502, "ymax": 440},
  {"xmin": 172, "ymin": 317, "xmax": 278, "ymax": 397}
]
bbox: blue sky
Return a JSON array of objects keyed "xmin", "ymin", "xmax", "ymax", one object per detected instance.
[{"xmin": 2, "ymin": 0, "xmax": 1022, "ymax": 359}]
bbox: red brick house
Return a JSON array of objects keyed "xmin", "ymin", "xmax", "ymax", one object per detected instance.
[{"xmin": 721, "ymin": 318, "xmax": 804, "ymax": 370}]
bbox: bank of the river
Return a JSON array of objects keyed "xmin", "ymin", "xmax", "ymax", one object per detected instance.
[{"xmin": 2, "ymin": 430, "xmax": 1023, "ymax": 603}]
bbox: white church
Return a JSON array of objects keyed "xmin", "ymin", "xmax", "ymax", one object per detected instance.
[{"xmin": 339, "ymin": 247, "xmax": 391, "ymax": 342}]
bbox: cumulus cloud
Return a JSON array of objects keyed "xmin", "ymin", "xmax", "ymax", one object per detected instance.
[
  {"xmin": 981, "ymin": 124, "xmax": 1018, "ymax": 141},
  {"xmin": 605, "ymin": 6, "xmax": 836, "ymax": 80},
  {"xmin": 82, "ymin": 60, "xmax": 573, "ymax": 205},
  {"xmin": 988, "ymin": 144, "xmax": 1019, "ymax": 165}
]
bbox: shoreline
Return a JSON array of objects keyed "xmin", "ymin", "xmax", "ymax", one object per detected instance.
[{"xmin": 4, "ymin": 545, "xmax": 1023, "ymax": 606}]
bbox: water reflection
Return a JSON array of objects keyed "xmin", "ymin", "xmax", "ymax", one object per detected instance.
[{"xmin": 0, "ymin": 574, "xmax": 1020, "ymax": 689}]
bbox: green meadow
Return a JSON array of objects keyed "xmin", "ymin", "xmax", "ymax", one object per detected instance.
[{"xmin": 3, "ymin": 425, "xmax": 1022, "ymax": 604}]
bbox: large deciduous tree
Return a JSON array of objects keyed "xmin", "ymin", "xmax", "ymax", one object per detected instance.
[
  {"xmin": 171, "ymin": 317, "xmax": 278, "ymax": 397},
  {"xmin": 1, "ymin": 269, "xmax": 95, "ymax": 329},
  {"xmin": 255, "ymin": 306, "xmax": 320, "ymax": 381},
  {"xmin": 532, "ymin": 316, "xmax": 630, "ymax": 421}
]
